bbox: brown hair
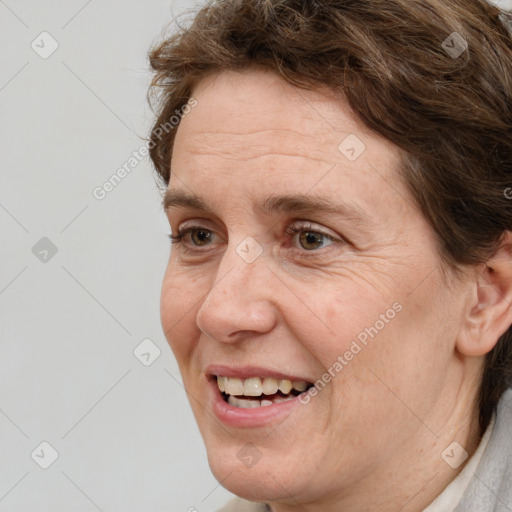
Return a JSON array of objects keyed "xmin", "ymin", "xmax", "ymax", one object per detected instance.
[{"xmin": 147, "ymin": 0, "xmax": 512, "ymax": 434}]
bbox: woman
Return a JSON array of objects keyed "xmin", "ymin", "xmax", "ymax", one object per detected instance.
[{"xmin": 148, "ymin": 1, "xmax": 512, "ymax": 510}]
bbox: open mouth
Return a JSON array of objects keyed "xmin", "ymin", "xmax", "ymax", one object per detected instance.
[{"xmin": 215, "ymin": 375, "xmax": 314, "ymax": 408}]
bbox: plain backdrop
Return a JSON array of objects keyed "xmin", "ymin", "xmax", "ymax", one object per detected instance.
[
  {"xmin": 1, "ymin": 0, "xmax": 511, "ymax": 511},
  {"xmin": 0, "ymin": 0, "xmax": 235, "ymax": 511}
]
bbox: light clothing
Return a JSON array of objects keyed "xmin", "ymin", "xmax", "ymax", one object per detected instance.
[
  {"xmin": 424, "ymin": 413, "xmax": 495, "ymax": 512},
  {"xmin": 217, "ymin": 388, "xmax": 512, "ymax": 512},
  {"xmin": 218, "ymin": 499, "xmax": 269, "ymax": 511}
]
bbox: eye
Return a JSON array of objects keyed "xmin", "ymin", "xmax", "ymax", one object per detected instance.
[
  {"xmin": 285, "ymin": 221, "xmax": 337, "ymax": 251},
  {"xmin": 168, "ymin": 225, "xmax": 216, "ymax": 248}
]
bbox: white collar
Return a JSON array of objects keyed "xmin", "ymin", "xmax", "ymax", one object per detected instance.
[{"xmin": 423, "ymin": 414, "xmax": 496, "ymax": 512}]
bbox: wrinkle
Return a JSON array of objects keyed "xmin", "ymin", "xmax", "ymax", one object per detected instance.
[{"xmin": 182, "ymin": 129, "xmax": 344, "ymax": 165}]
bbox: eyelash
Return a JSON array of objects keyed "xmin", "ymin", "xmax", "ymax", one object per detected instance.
[
  {"xmin": 167, "ymin": 221, "xmax": 340, "ymax": 257},
  {"xmin": 168, "ymin": 227, "xmax": 201, "ymax": 245}
]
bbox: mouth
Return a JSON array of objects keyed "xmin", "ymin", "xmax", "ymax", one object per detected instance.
[{"xmin": 215, "ymin": 375, "xmax": 314, "ymax": 409}]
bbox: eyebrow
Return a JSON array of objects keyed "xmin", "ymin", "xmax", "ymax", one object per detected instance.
[
  {"xmin": 163, "ymin": 189, "xmax": 373, "ymax": 226},
  {"xmin": 163, "ymin": 189, "xmax": 215, "ymax": 215}
]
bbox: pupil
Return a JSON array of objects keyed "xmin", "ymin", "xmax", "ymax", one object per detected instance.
[
  {"xmin": 193, "ymin": 229, "xmax": 210, "ymax": 246},
  {"xmin": 300, "ymin": 231, "xmax": 322, "ymax": 250}
]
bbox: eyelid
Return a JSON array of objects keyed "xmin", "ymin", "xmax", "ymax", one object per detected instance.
[
  {"xmin": 173, "ymin": 224, "xmax": 219, "ymax": 243},
  {"xmin": 172, "ymin": 218, "xmax": 222, "ymax": 238},
  {"xmin": 287, "ymin": 220, "xmax": 340, "ymax": 238},
  {"xmin": 176, "ymin": 218, "xmax": 217, "ymax": 231}
]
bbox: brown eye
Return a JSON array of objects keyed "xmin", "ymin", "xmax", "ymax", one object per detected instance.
[
  {"xmin": 169, "ymin": 226, "xmax": 215, "ymax": 248},
  {"xmin": 286, "ymin": 221, "xmax": 336, "ymax": 252},
  {"xmin": 189, "ymin": 228, "xmax": 212, "ymax": 246},
  {"xmin": 298, "ymin": 231, "xmax": 326, "ymax": 250}
]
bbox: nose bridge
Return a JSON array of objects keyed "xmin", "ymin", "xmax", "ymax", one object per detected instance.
[
  {"xmin": 208, "ymin": 234, "xmax": 268, "ymax": 302},
  {"xmin": 196, "ymin": 241, "xmax": 275, "ymax": 341}
]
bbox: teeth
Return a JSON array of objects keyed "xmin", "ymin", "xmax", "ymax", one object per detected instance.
[
  {"xmin": 243, "ymin": 377, "xmax": 263, "ymax": 396},
  {"xmin": 228, "ymin": 396, "xmax": 260, "ymax": 408},
  {"xmin": 227, "ymin": 395, "xmax": 294, "ymax": 408},
  {"xmin": 292, "ymin": 380, "xmax": 307, "ymax": 392},
  {"xmin": 223, "ymin": 377, "xmax": 244, "ymax": 396},
  {"xmin": 279, "ymin": 379, "xmax": 292, "ymax": 394},
  {"xmin": 217, "ymin": 376, "xmax": 226, "ymax": 393},
  {"xmin": 262, "ymin": 378, "xmax": 279, "ymax": 395},
  {"xmin": 217, "ymin": 376, "xmax": 309, "ymax": 397}
]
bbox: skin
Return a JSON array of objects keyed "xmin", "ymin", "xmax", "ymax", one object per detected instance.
[{"xmin": 160, "ymin": 68, "xmax": 512, "ymax": 511}]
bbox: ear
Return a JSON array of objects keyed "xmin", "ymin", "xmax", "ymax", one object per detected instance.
[{"xmin": 458, "ymin": 231, "xmax": 512, "ymax": 357}]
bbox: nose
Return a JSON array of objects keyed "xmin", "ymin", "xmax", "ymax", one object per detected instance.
[{"xmin": 196, "ymin": 246, "xmax": 277, "ymax": 344}]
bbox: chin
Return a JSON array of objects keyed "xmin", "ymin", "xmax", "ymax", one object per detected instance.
[
  {"xmin": 210, "ymin": 460, "xmax": 290, "ymax": 503},
  {"xmin": 204, "ymin": 440, "xmax": 314, "ymax": 504}
]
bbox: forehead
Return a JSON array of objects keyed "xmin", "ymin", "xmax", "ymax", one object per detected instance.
[
  {"xmin": 169, "ymin": 69, "xmax": 407, "ymax": 221},
  {"xmin": 178, "ymin": 68, "xmax": 363, "ymax": 143}
]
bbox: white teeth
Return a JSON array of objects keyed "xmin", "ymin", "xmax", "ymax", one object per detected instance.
[
  {"xmin": 227, "ymin": 395, "xmax": 294, "ymax": 408},
  {"xmin": 228, "ymin": 396, "xmax": 260, "ymax": 408},
  {"xmin": 279, "ymin": 379, "xmax": 292, "ymax": 394},
  {"xmin": 262, "ymin": 378, "xmax": 279, "ymax": 395},
  {"xmin": 227, "ymin": 396, "xmax": 239, "ymax": 407},
  {"xmin": 243, "ymin": 377, "xmax": 263, "ymax": 396},
  {"xmin": 218, "ymin": 375, "xmax": 310, "ymax": 399},
  {"xmin": 223, "ymin": 377, "xmax": 244, "ymax": 396},
  {"xmin": 217, "ymin": 376, "xmax": 226, "ymax": 393}
]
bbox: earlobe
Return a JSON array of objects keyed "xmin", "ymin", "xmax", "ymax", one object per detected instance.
[{"xmin": 457, "ymin": 232, "xmax": 512, "ymax": 357}]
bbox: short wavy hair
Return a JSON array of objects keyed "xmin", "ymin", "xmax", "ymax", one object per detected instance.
[{"xmin": 148, "ymin": 0, "xmax": 512, "ymax": 434}]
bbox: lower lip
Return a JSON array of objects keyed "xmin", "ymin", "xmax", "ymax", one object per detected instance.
[{"xmin": 209, "ymin": 377, "xmax": 305, "ymax": 428}]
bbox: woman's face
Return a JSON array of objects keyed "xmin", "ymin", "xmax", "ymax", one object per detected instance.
[{"xmin": 161, "ymin": 69, "xmax": 472, "ymax": 506}]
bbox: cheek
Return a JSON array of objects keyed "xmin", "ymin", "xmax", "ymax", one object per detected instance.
[
  {"xmin": 316, "ymin": 273, "xmax": 450, "ymax": 396},
  {"xmin": 160, "ymin": 266, "xmax": 201, "ymax": 362},
  {"xmin": 320, "ymin": 283, "xmax": 389, "ymax": 353}
]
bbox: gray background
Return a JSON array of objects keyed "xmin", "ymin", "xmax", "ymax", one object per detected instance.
[
  {"xmin": 0, "ymin": 0, "xmax": 234, "ymax": 510},
  {"xmin": 1, "ymin": 0, "xmax": 511, "ymax": 511}
]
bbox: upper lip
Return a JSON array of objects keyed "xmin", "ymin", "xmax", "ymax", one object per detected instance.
[{"xmin": 206, "ymin": 364, "xmax": 314, "ymax": 383}]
